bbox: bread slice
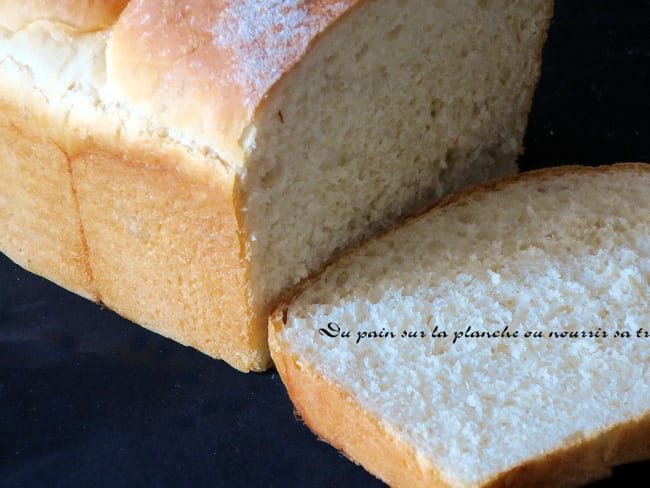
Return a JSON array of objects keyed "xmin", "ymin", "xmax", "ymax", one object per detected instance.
[
  {"xmin": 270, "ymin": 164, "xmax": 650, "ymax": 487},
  {"xmin": 0, "ymin": 0, "xmax": 552, "ymax": 371}
]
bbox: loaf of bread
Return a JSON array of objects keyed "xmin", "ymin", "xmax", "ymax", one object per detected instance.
[
  {"xmin": 270, "ymin": 164, "xmax": 650, "ymax": 487},
  {"xmin": 0, "ymin": 0, "xmax": 552, "ymax": 371}
]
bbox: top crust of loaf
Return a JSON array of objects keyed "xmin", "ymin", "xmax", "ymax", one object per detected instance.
[
  {"xmin": 107, "ymin": 0, "xmax": 360, "ymax": 166},
  {"xmin": 0, "ymin": 0, "xmax": 129, "ymax": 32}
]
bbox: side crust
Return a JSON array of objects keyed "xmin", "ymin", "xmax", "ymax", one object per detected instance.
[
  {"xmin": 269, "ymin": 313, "xmax": 450, "ymax": 487},
  {"xmin": 0, "ymin": 48, "xmax": 269, "ymax": 371},
  {"xmin": 0, "ymin": 92, "xmax": 96, "ymax": 300},
  {"xmin": 70, "ymin": 133, "xmax": 270, "ymax": 372}
]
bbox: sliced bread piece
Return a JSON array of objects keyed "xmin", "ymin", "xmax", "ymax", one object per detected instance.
[
  {"xmin": 0, "ymin": 0, "xmax": 552, "ymax": 371},
  {"xmin": 270, "ymin": 163, "xmax": 650, "ymax": 487}
]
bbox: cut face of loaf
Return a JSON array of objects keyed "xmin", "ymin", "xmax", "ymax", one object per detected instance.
[
  {"xmin": 0, "ymin": 0, "xmax": 552, "ymax": 371},
  {"xmin": 270, "ymin": 164, "xmax": 650, "ymax": 487}
]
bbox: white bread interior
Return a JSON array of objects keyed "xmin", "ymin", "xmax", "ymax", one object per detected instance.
[
  {"xmin": 0, "ymin": 0, "xmax": 551, "ymax": 370},
  {"xmin": 271, "ymin": 164, "xmax": 650, "ymax": 486},
  {"xmin": 242, "ymin": 0, "xmax": 553, "ymax": 309}
]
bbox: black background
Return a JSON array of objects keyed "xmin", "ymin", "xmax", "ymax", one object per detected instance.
[{"xmin": 2, "ymin": 2, "xmax": 650, "ymax": 487}]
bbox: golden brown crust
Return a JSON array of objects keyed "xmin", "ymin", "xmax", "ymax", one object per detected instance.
[
  {"xmin": 107, "ymin": 0, "xmax": 359, "ymax": 165},
  {"xmin": 69, "ymin": 133, "xmax": 270, "ymax": 372},
  {"xmin": 270, "ymin": 162, "xmax": 650, "ymax": 487},
  {"xmin": 0, "ymin": 90, "xmax": 97, "ymax": 300},
  {"xmin": 269, "ymin": 314, "xmax": 451, "ymax": 487},
  {"xmin": 0, "ymin": 78, "xmax": 268, "ymax": 370},
  {"xmin": 0, "ymin": 8, "xmax": 271, "ymax": 371},
  {"xmin": 0, "ymin": 0, "xmax": 128, "ymax": 32}
]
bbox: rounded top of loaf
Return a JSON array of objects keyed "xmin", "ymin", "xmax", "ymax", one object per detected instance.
[
  {"xmin": 0, "ymin": 0, "xmax": 129, "ymax": 32},
  {"xmin": 107, "ymin": 0, "xmax": 359, "ymax": 166}
]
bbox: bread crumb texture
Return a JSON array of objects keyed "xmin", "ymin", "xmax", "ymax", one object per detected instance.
[{"xmin": 280, "ymin": 165, "xmax": 650, "ymax": 486}]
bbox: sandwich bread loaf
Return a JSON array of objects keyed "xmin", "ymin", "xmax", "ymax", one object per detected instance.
[
  {"xmin": 0, "ymin": 0, "xmax": 552, "ymax": 371},
  {"xmin": 270, "ymin": 164, "xmax": 650, "ymax": 487}
]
